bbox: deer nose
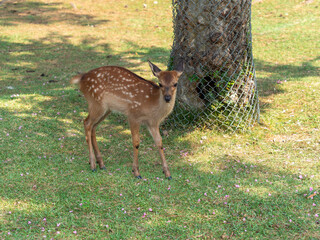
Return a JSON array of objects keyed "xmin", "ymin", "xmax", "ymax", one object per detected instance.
[{"xmin": 164, "ymin": 95, "xmax": 171, "ymax": 103}]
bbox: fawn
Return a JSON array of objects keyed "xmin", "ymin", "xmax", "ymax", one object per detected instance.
[{"xmin": 70, "ymin": 61, "xmax": 184, "ymax": 179}]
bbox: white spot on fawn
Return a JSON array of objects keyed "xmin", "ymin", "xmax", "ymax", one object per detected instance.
[{"xmin": 146, "ymin": 95, "xmax": 149, "ymax": 98}]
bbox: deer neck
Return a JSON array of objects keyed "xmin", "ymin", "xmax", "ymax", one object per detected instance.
[{"xmin": 155, "ymin": 90, "xmax": 177, "ymax": 122}]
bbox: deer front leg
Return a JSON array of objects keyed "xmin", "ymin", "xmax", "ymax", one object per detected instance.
[
  {"xmin": 129, "ymin": 120, "xmax": 141, "ymax": 179},
  {"xmin": 148, "ymin": 124, "xmax": 171, "ymax": 179}
]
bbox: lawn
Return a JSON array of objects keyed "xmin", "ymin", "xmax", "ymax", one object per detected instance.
[{"xmin": 0, "ymin": 0, "xmax": 319, "ymax": 239}]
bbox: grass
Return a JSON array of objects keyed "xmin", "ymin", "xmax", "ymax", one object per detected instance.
[{"xmin": 0, "ymin": 0, "xmax": 319, "ymax": 238}]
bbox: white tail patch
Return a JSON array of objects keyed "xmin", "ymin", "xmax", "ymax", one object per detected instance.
[{"xmin": 70, "ymin": 74, "xmax": 84, "ymax": 84}]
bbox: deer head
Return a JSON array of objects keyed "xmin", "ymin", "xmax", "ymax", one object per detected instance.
[{"xmin": 148, "ymin": 60, "xmax": 184, "ymax": 103}]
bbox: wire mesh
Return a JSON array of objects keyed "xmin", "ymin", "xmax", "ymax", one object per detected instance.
[{"xmin": 167, "ymin": 0, "xmax": 259, "ymax": 132}]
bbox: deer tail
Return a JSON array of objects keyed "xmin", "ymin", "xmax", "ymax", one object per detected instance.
[{"xmin": 70, "ymin": 73, "xmax": 84, "ymax": 84}]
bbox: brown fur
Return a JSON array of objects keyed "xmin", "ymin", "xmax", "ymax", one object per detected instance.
[{"xmin": 70, "ymin": 62, "xmax": 183, "ymax": 178}]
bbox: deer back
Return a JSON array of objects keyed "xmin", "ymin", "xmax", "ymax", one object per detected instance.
[{"xmin": 76, "ymin": 66, "xmax": 165, "ymax": 120}]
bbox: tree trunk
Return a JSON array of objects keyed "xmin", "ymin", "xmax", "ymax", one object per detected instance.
[{"xmin": 170, "ymin": 0, "xmax": 257, "ymax": 115}]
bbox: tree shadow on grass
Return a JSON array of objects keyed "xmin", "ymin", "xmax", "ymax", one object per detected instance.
[
  {"xmin": 1, "ymin": 145, "xmax": 318, "ymax": 238},
  {"xmin": 0, "ymin": 30, "xmax": 176, "ymax": 175},
  {"xmin": 255, "ymin": 57, "xmax": 319, "ymax": 84},
  {"xmin": 254, "ymin": 56, "xmax": 319, "ymax": 114},
  {"xmin": 0, "ymin": 44, "xmax": 318, "ymax": 239},
  {"xmin": 0, "ymin": 0, "xmax": 109, "ymax": 26},
  {"xmin": 255, "ymin": 56, "xmax": 319, "ymax": 97}
]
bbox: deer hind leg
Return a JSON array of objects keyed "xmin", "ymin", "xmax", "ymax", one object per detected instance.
[
  {"xmin": 91, "ymin": 110, "xmax": 111, "ymax": 170},
  {"xmin": 129, "ymin": 120, "xmax": 141, "ymax": 179},
  {"xmin": 84, "ymin": 107, "xmax": 109, "ymax": 171},
  {"xmin": 147, "ymin": 124, "xmax": 171, "ymax": 179}
]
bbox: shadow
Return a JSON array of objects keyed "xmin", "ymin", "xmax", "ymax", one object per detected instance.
[
  {"xmin": 121, "ymin": 40, "xmax": 171, "ymax": 60},
  {"xmin": 1, "ymin": 139, "xmax": 317, "ymax": 238},
  {"xmin": 0, "ymin": 1, "xmax": 109, "ymax": 26},
  {"xmin": 255, "ymin": 57, "xmax": 319, "ymax": 82},
  {"xmin": 0, "ymin": 27, "xmax": 173, "ymax": 176},
  {"xmin": 0, "ymin": 14, "xmax": 191, "ymax": 237},
  {"xmin": 254, "ymin": 57, "xmax": 319, "ymax": 114},
  {"xmin": 0, "ymin": 40, "xmax": 317, "ymax": 240},
  {"xmin": 108, "ymin": 40, "xmax": 171, "ymax": 74},
  {"xmin": 255, "ymin": 57, "xmax": 319, "ymax": 97}
]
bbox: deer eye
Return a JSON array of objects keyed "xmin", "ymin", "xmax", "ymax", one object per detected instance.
[
  {"xmin": 159, "ymin": 83, "xmax": 163, "ymax": 87},
  {"xmin": 173, "ymin": 83, "xmax": 178, "ymax": 87}
]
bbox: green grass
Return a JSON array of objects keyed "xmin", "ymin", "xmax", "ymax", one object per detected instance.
[{"xmin": 1, "ymin": 0, "xmax": 319, "ymax": 238}]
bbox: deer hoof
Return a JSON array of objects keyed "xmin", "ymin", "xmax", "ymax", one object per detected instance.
[
  {"xmin": 136, "ymin": 175, "xmax": 142, "ymax": 179},
  {"xmin": 167, "ymin": 176, "xmax": 172, "ymax": 180},
  {"xmin": 92, "ymin": 169, "xmax": 97, "ymax": 172},
  {"xmin": 100, "ymin": 166, "xmax": 106, "ymax": 170}
]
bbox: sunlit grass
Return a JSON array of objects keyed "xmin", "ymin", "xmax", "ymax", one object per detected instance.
[{"xmin": 0, "ymin": 199, "xmax": 48, "ymax": 213}]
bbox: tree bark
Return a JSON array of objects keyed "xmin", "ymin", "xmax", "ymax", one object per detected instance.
[{"xmin": 170, "ymin": 0, "xmax": 255, "ymax": 110}]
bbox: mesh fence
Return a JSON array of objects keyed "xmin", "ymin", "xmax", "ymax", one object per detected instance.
[{"xmin": 166, "ymin": 0, "xmax": 259, "ymax": 132}]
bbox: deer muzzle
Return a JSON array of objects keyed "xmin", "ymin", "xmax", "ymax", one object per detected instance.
[{"xmin": 164, "ymin": 95, "xmax": 171, "ymax": 103}]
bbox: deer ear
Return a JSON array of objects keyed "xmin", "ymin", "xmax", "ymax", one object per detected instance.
[
  {"xmin": 175, "ymin": 61, "xmax": 184, "ymax": 77},
  {"xmin": 148, "ymin": 60, "xmax": 162, "ymax": 77}
]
